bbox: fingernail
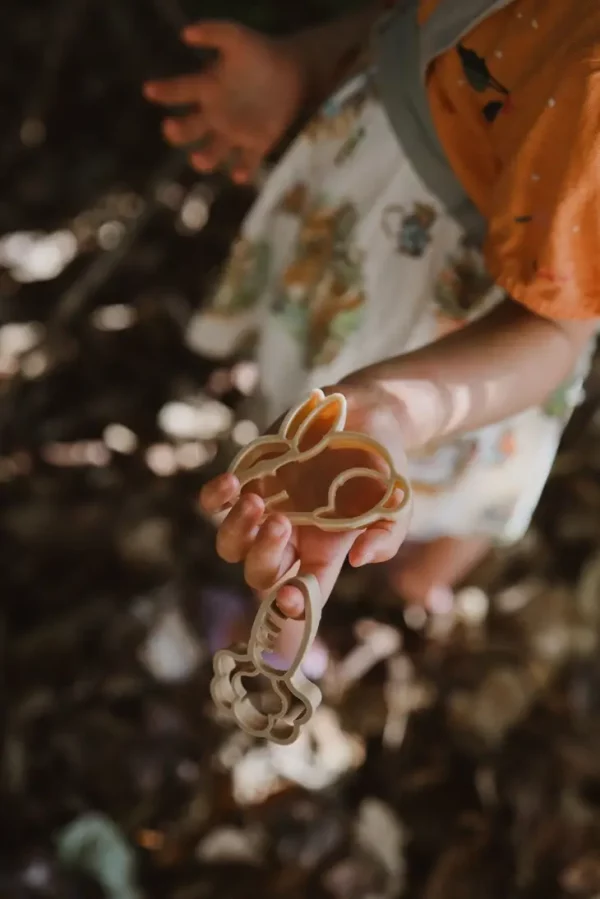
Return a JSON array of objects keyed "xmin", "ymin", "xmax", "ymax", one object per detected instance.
[
  {"xmin": 219, "ymin": 473, "xmax": 237, "ymax": 493},
  {"xmin": 241, "ymin": 495, "xmax": 262, "ymax": 516},
  {"xmin": 267, "ymin": 518, "xmax": 288, "ymax": 539},
  {"xmin": 277, "ymin": 601, "xmax": 302, "ymax": 619},
  {"xmin": 356, "ymin": 552, "xmax": 372, "ymax": 567},
  {"xmin": 276, "ymin": 590, "xmax": 303, "ymax": 618}
]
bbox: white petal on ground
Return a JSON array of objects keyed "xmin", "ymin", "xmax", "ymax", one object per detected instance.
[{"xmin": 139, "ymin": 603, "xmax": 204, "ymax": 683}]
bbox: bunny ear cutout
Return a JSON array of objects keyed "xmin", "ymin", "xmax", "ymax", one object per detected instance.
[
  {"xmin": 282, "ymin": 391, "xmax": 347, "ymax": 454},
  {"xmin": 230, "ymin": 437, "xmax": 290, "ymax": 482},
  {"xmin": 228, "ymin": 392, "xmax": 349, "ymax": 516},
  {"xmin": 229, "ymin": 437, "xmax": 292, "ymax": 509},
  {"xmin": 280, "ymin": 389, "xmax": 325, "ymax": 440}
]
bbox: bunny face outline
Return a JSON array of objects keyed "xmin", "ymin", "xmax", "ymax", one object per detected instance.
[
  {"xmin": 229, "ymin": 389, "xmax": 411, "ymax": 531},
  {"xmin": 210, "ymin": 573, "xmax": 323, "ymax": 745}
]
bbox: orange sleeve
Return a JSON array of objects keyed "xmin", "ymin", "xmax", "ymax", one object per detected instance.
[{"xmin": 484, "ymin": 63, "xmax": 600, "ymax": 320}]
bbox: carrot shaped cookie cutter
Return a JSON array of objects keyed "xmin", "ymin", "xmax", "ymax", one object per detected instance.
[
  {"xmin": 210, "ymin": 563, "xmax": 324, "ymax": 746},
  {"xmin": 211, "ymin": 389, "xmax": 412, "ymax": 744}
]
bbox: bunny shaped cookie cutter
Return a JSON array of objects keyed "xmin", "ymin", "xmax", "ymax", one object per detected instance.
[
  {"xmin": 211, "ymin": 562, "xmax": 324, "ymax": 745},
  {"xmin": 211, "ymin": 389, "xmax": 411, "ymax": 744},
  {"xmin": 228, "ymin": 388, "xmax": 411, "ymax": 530}
]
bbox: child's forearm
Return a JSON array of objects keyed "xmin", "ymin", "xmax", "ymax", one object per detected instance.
[
  {"xmin": 341, "ymin": 300, "xmax": 596, "ymax": 451},
  {"xmin": 283, "ymin": 2, "xmax": 387, "ymax": 109}
]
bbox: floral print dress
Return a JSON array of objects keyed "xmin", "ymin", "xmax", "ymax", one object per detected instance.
[{"xmin": 187, "ymin": 70, "xmax": 591, "ymax": 544}]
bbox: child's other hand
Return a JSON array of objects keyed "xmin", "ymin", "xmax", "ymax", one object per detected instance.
[
  {"xmin": 200, "ymin": 384, "xmax": 412, "ymax": 618},
  {"xmin": 143, "ymin": 21, "xmax": 306, "ymax": 184}
]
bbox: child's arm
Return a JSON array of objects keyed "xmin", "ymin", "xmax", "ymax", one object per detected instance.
[
  {"xmin": 341, "ymin": 299, "xmax": 597, "ymax": 452},
  {"xmin": 145, "ymin": 2, "xmax": 388, "ymax": 183},
  {"xmin": 201, "ymin": 301, "xmax": 595, "ymax": 613}
]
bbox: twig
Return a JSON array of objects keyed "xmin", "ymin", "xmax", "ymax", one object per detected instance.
[{"xmin": 52, "ymin": 151, "xmax": 187, "ymax": 326}]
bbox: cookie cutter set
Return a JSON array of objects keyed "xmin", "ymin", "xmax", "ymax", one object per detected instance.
[{"xmin": 210, "ymin": 389, "xmax": 411, "ymax": 744}]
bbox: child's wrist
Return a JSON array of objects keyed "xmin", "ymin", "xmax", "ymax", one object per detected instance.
[
  {"xmin": 333, "ymin": 373, "xmax": 442, "ymax": 453},
  {"xmin": 324, "ymin": 377, "xmax": 418, "ymax": 452}
]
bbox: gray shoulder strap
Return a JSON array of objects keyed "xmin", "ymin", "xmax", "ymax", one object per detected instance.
[
  {"xmin": 421, "ymin": 0, "xmax": 517, "ymax": 75},
  {"xmin": 374, "ymin": 0, "xmax": 483, "ymax": 243},
  {"xmin": 373, "ymin": 0, "xmax": 517, "ymax": 245}
]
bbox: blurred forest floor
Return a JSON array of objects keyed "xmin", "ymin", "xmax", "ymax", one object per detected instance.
[{"xmin": 2, "ymin": 2, "xmax": 600, "ymax": 898}]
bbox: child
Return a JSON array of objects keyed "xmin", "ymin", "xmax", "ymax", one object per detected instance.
[{"xmin": 144, "ymin": 0, "xmax": 599, "ymax": 616}]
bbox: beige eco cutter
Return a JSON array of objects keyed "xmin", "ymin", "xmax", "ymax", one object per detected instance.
[{"xmin": 210, "ymin": 389, "xmax": 411, "ymax": 745}]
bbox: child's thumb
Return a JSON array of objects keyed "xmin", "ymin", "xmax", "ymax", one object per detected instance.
[
  {"xmin": 348, "ymin": 503, "xmax": 411, "ymax": 567},
  {"xmin": 275, "ymin": 531, "xmax": 358, "ymax": 619}
]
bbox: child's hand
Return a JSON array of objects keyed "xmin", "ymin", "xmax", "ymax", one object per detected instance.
[
  {"xmin": 200, "ymin": 384, "xmax": 412, "ymax": 617},
  {"xmin": 143, "ymin": 21, "xmax": 306, "ymax": 183}
]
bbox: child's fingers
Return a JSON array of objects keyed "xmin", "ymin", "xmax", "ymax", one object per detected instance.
[
  {"xmin": 276, "ymin": 530, "xmax": 358, "ymax": 620},
  {"xmin": 216, "ymin": 493, "xmax": 264, "ymax": 563},
  {"xmin": 276, "ymin": 583, "xmax": 306, "ymax": 619},
  {"xmin": 348, "ymin": 485, "xmax": 412, "ymax": 567},
  {"xmin": 348, "ymin": 523, "xmax": 397, "ymax": 567},
  {"xmin": 244, "ymin": 514, "xmax": 292, "ymax": 591},
  {"xmin": 143, "ymin": 75, "xmax": 202, "ymax": 106},
  {"xmin": 230, "ymin": 148, "xmax": 263, "ymax": 184},
  {"xmin": 190, "ymin": 134, "xmax": 231, "ymax": 172},
  {"xmin": 182, "ymin": 21, "xmax": 242, "ymax": 52},
  {"xmin": 200, "ymin": 472, "xmax": 239, "ymax": 514},
  {"xmin": 163, "ymin": 113, "xmax": 208, "ymax": 147},
  {"xmin": 349, "ymin": 502, "xmax": 411, "ymax": 567}
]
